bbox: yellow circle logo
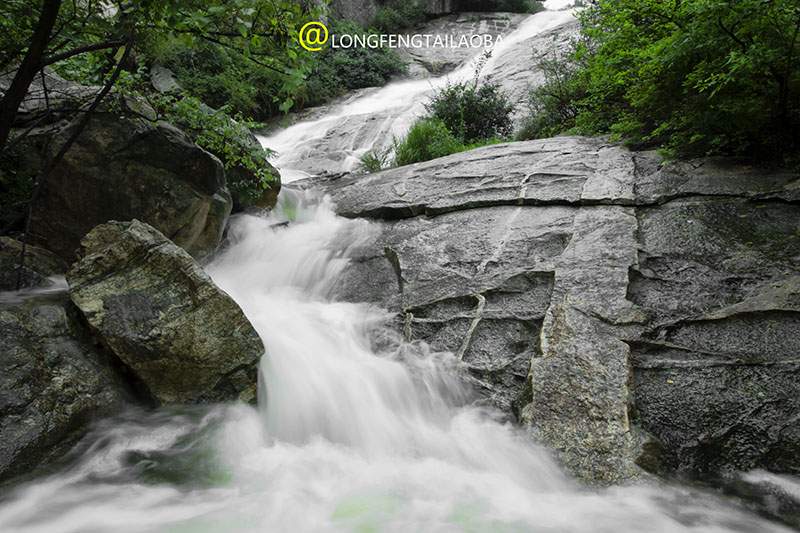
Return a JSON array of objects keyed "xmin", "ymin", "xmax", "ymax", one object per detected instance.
[{"xmin": 299, "ymin": 21, "xmax": 329, "ymax": 52}]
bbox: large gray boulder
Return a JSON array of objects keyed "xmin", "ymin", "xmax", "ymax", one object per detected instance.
[
  {"xmin": 303, "ymin": 136, "xmax": 800, "ymax": 483},
  {"xmin": 0, "ymin": 68, "xmax": 98, "ymax": 128},
  {"xmin": 0, "ymin": 292, "xmax": 129, "ymax": 483},
  {"xmin": 67, "ymin": 220, "xmax": 264, "ymax": 405},
  {"xmin": 25, "ymin": 104, "xmax": 232, "ymax": 262}
]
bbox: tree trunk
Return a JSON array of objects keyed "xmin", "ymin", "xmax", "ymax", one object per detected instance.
[{"xmin": 0, "ymin": 0, "xmax": 62, "ymax": 152}]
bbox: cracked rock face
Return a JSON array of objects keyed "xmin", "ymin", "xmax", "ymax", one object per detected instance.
[
  {"xmin": 0, "ymin": 292, "xmax": 129, "ymax": 483},
  {"xmin": 67, "ymin": 220, "xmax": 264, "ymax": 405},
  {"xmin": 303, "ymin": 136, "xmax": 800, "ymax": 483}
]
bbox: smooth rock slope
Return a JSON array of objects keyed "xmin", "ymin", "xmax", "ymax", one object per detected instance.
[{"xmin": 303, "ymin": 136, "xmax": 800, "ymax": 482}]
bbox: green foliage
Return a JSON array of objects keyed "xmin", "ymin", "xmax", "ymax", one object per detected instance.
[
  {"xmin": 148, "ymin": 40, "xmax": 270, "ymax": 118},
  {"xmin": 3, "ymin": 0, "xmax": 322, "ymax": 124},
  {"xmin": 393, "ymin": 118, "xmax": 465, "ymax": 166},
  {"xmin": 147, "ymin": 16, "xmax": 405, "ymax": 116},
  {"xmin": 359, "ymin": 148, "xmax": 391, "ymax": 173},
  {"xmin": 371, "ymin": 1, "xmax": 428, "ymax": 33},
  {"xmin": 0, "ymin": 1, "xmax": 41, "ymax": 70},
  {"xmin": 0, "ymin": 147, "xmax": 36, "ymax": 230},
  {"xmin": 426, "ymin": 78, "xmax": 514, "ymax": 142},
  {"xmin": 301, "ymin": 20, "xmax": 407, "ymax": 108},
  {"xmin": 159, "ymin": 95, "xmax": 278, "ymax": 202},
  {"xmin": 138, "ymin": 0, "xmax": 320, "ymax": 119},
  {"xmin": 456, "ymin": 0, "xmax": 544, "ymax": 14},
  {"xmin": 1, "ymin": 0, "xmax": 110, "ymax": 72},
  {"xmin": 520, "ymin": 0, "xmax": 800, "ymax": 162},
  {"xmin": 516, "ymin": 52, "xmax": 585, "ymax": 140},
  {"xmin": 393, "ymin": 52, "xmax": 515, "ymax": 167},
  {"xmin": 114, "ymin": 67, "xmax": 277, "ymax": 202},
  {"xmin": 392, "ymin": 118, "xmax": 505, "ymax": 167}
]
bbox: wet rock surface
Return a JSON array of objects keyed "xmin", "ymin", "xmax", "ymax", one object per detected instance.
[
  {"xmin": 628, "ymin": 197, "xmax": 800, "ymax": 477},
  {"xmin": 488, "ymin": 18, "xmax": 579, "ymax": 122},
  {"xmin": 260, "ymin": 11, "xmax": 576, "ymax": 178},
  {"xmin": 26, "ymin": 108, "xmax": 232, "ymax": 262},
  {"xmin": 0, "ymin": 292, "xmax": 130, "ymax": 483},
  {"xmin": 67, "ymin": 220, "xmax": 264, "ymax": 405},
  {"xmin": 0, "ymin": 237, "xmax": 66, "ymax": 291},
  {"xmin": 303, "ymin": 136, "xmax": 800, "ymax": 483}
]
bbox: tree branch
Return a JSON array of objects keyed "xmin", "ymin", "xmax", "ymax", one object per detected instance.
[
  {"xmin": 15, "ymin": 40, "xmax": 132, "ymax": 289},
  {"xmin": 0, "ymin": 0, "xmax": 62, "ymax": 152},
  {"xmin": 42, "ymin": 39, "xmax": 126, "ymax": 66}
]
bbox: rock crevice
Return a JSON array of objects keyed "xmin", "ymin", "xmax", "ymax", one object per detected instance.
[{"xmin": 307, "ymin": 136, "xmax": 800, "ymax": 482}]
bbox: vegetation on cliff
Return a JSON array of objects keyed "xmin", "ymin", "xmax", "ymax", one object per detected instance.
[
  {"xmin": 519, "ymin": 0, "xmax": 800, "ymax": 163},
  {"xmin": 0, "ymin": 0, "xmax": 324, "ymax": 236},
  {"xmin": 379, "ymin": 53, "xmax": 513, "ymax": 168}
]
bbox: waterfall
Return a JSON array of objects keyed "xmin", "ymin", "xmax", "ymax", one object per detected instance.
[
  {"xmin": 0, "ymin": 2, "xmax": 791, "ymax": 532},
  {"xmin": 257, "ymin": 1, "xmax": 576, "ymax": 182},
  {"xmin": 0, "ymin": 191, "xmax": 786, "ymax": 532}
]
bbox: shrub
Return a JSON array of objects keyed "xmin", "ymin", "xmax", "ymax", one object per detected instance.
[
  {"xmin": 392, "ymin": 119, "xmax": 506, "ymax": 166},
  {"xmin": 393, "ymin": 118, "xmax": 465, "ymax": 166},
  {"xmin": 359, "ymin": 148, "xmax": 391, "ymax": 173},
  {"xmin": 516, "ymin": 53, "xmax": 586, "ymax": 140},
  {"xmin": 301, "ymin": 20, "xmax": 407, "ymax": 108},
  {"xmin": 426, "ymin": 79, "xmax": 514, "ymax": 142}
]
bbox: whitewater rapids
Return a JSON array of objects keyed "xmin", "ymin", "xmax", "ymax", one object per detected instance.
[{"xmin": 0, "ymin": 192, "xmax": 788, "ymax": 532}]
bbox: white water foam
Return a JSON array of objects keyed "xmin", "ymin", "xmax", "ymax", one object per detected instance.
[
  {"xmin": 0, "ymin": 3, "xmax": 793, "ymax": 531},
  {"xmin": 0, "ymin": 192, "xmax": 789, "ymax": 532},
  {"xmin": 257, "ymin": 1, "xmax": 577, "ymax": 182}
]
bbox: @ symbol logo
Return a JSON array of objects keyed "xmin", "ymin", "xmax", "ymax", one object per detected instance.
[{"xmin": 299, "ymin": 21, "xmax": 329, "ymax": 52}]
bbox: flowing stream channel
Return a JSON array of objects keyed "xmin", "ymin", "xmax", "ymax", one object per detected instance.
[
  {"xmin": 0, "ymin": 2, "xmax": 795, "ymax": 532},
  {"xmin": 257, "ymin": 0, "xmax": 577, "ymax": 182},
  {"xmin": 0, "ymin": 193, "xmax": 790, "ymax": 532}
]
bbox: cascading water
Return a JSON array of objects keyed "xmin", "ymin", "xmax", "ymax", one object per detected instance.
[
  {"xmin": 0, "ymin": 2, "xmax": 794, "ymax": 532},
  {"xmin": 257, "ymin": 1, "xmax": 577, "ymax": 182},
  {"xmin": 0, "ymin": 191, "xmax": 790, "ymax": 532}
]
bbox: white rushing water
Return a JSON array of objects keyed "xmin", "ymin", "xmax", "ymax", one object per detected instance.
[
  {"xmin": 0, "ymin": 2, "xmax": 793, "ymax": 531},
  {"xmin": 258, "ymin": 0, "xmax": 576, "ymax": 182},
  {"xmin": 0, "ymin": 192, "xmax": 790, "ymax": 532}
]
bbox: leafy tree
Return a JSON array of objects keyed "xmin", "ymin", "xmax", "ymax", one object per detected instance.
[
  {"xmin": 521, "ymin": 0, "xmax": 800, "ymax": 161},
  {"xmin": 0, "ymin": 0, "xmax": 319, "ymax": 152}
]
